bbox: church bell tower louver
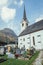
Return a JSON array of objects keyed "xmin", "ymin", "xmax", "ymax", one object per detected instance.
[{"xmin": 21, "ymin": 6, "xmax": 29, "ymax": 32}]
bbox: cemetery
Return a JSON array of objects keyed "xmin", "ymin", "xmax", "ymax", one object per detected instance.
[{"xmin": 0, "ymin": 46, "xmax": 39, "ymax": 65}]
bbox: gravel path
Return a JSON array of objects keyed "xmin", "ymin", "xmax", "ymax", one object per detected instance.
[{"xmin": 33, "ymin": 51, "xmax": 43, "ymax": 65}]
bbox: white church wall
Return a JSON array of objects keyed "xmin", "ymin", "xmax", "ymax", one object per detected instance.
[
  {"xmin": 18, "ymin": 34, "xmax": 31, "ymax": 49},
  {"xmin": 31, "ymin": 30, "xmax": 43, "ymax": 50},
  {"xmin": 18, "ymin": 30, "xmax": 43, "ymax": 50}
]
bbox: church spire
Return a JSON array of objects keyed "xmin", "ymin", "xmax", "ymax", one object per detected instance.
[
  {"xmin": 21, "ymin": 5, "xmax": 28, "ymax": 32},
  {"xmin": 23, "ymin": 5, "xmax": 27, "ymax": 20}
]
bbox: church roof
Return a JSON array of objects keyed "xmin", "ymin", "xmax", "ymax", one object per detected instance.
[{"xmin": 19, "ymin": 20, "xmax": 43, "ymax": 36}]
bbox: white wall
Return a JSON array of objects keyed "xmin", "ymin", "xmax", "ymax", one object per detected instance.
[
  {"xmin": 18, "ymin": 34, "xmax": 31, "ymax": 49},
  {"xmin": 21, "ymin": 20, "xmax": 28, "ymax": 32},
  {"xmin": 31, "ymin": 30, "xmax": 43, "ymax": 50},
  {"xmin": 18, "ymin": 30, "xmax": 43, "ymax": 50}
]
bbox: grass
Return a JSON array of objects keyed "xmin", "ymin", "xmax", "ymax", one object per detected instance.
[
  {"xmin": 27, "ymin": 51, "xmax": 40, "ymax": 65},
  {"xmin": 0, "ymin": 54, "xmax": 7, "ymax": 59},
  {"xmin": 0, "ymin": 51, "xmax": 39, "ymax": 65},
  {"xmin": 42, "ymin": 61, "xmax": 43, "ymax": 65},
  {"xmin": 42, "ymin": 63, "xmax": 43, "ymax": 65}
]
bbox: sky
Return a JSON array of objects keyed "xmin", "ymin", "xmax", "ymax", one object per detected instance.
[{"xmin": 0, "ymin": 0, "xmax": 43, "ymax": 35}]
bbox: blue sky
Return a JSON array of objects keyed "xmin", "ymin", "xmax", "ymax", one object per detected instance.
[{"xmin": 0, "ymin": 0, "xmax": 43, "ymax": 35}]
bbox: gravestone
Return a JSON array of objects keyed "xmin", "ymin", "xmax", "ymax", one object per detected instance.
[{"xmin": 6, "ymin": 52, "xmax": 15, "ymax": 58}]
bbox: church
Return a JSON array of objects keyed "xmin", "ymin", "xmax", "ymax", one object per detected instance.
[{"xmin": 18, "ymin": 6, "xmax": 43, "ymax": 50}]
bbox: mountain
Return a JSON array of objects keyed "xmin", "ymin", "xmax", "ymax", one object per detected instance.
[{"xmin": 0, "ymin": 28, "xmax": 18, "ymax": 43}]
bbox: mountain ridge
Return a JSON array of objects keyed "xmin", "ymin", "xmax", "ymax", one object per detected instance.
[{"xmin": 0, "ymin": 28, "xmax": 18, "ymax": 43}]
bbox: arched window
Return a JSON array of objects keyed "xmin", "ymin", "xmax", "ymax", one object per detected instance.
[
  {"xmin": 33, "ymin": 36, "xmax": 35, "ymax": 45},
  {"xmin": 22, "ymin": 23, "xmax": 24, "ymax": 27},
  {"xmin": 26, "ymin": 23, "xmax": 28, "ymax": 26}
]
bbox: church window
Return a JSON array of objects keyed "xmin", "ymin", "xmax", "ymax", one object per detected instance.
[
  {"xmin": 37, "ymin": 35, "xmax": 41, "ymax": 43},
  {"xmin": 26, "ymin": 23, "xmax": 28, "ymax": 26},
  {"xmin": 20, "ymin": 39, "xmax": 22, "ymax": 40},
  {"xmin": 38, "ymin": 41, "xmax": 41, "ymax": 43},
  {"xmin": 27, "ymin": 37, "xmax": 30, "ymax": 39},
  {"xmin": 37, "ymin": 35, "xmax": 40, "ymax": 37},
  {"xmin": 22, "ymin": 23, "xmax": 24, "ymax": 27},
  {"xmin": 33, "ymin": 36, "xmax": 35, "ymax": 45},
  {"xmin": 28, "ymin": 42, "xmax": 30, "ymax": 44},
  {"xmin": 20, "ymin": 43, "xmax": 22, "ymax": 44},
  {"xmin": 23, "ymin": 38, "xmax": 25, "ymax": 41}
]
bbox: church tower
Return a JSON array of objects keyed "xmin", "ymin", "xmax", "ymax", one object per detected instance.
[{"xmin": 21, "ymin": 6, "xmax": 29, "ymax": 32}]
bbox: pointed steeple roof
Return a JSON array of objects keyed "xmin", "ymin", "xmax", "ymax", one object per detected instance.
[{"xmin": 23, "ymin": 5, "xmax": 27, "ymax": 20}]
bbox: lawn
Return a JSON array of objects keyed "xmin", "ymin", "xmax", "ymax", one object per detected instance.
[
  {"xmin": 0, "ymin": 51, "xmax": 39, "ymax": 65},
  {"xmin": 0, "ymin": 54, "xmax": 7, "ymax": 59},
  {"xmin": 42, "ymin": 61, "xmax": 43, "ymax": 65}
]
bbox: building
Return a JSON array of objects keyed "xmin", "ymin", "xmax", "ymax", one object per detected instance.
[
  {"xmin": 18, "ymin": 6, "xmax": 43, "ymax": 50},
  {"xmin": 20, "ymin": 6, "xmax": 29, "ymax": 32}
]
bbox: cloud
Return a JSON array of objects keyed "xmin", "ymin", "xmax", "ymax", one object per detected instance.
[
  {"xmin": 7, "ymin": 21, "xmax": 15, "ymax": 30},
  {"xmin": 14, "ymin": 0, "xmax": 24, "ymax": 7},
  {"xmin": 0, "ymin": 0, "xmax": 8, "ymax": 7},
  {"xmin": 0, "ymin": 0, "xmax": 20, "ymax": 35},
  {"xmin": 14, "ymin": 0, "xmax": 18, "ymax": 5},
  {"xmin": 35, "ymin": 17, "xmax": 43, "ymax": 22},
  {"xmin": 19, "ymin": 0, "xmax": 24, "ymax": 6},
  {"xmin": 1, "ymin": 7, "xmax": 16, "ymax": 22}
]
